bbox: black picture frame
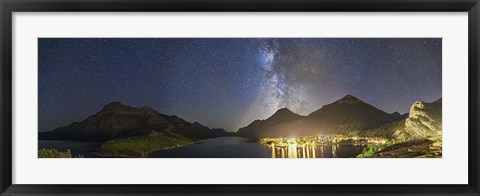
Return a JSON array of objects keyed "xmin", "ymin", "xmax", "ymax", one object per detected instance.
[{"xmin": 1, "ymin": 0, "xmax": 479, "ymax": 195}]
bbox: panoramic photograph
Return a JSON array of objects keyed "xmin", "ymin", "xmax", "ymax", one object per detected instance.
[{"xmin": 38, "ymin": 38, "xmax": 442, "ymax": 158}]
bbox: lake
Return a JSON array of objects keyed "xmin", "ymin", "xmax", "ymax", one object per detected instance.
[
  {"xmin": 39, "ymin": 137, "xmax": 366, "ymax": 158},
  {"xmin": 149, "ymin": 137, "xmax": 366, "ymax": 158}
]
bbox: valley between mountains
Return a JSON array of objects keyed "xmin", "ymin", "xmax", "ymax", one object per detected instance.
[{"xmin": 38, "ymin": 95, "xmax": 442, "ymax": 158}]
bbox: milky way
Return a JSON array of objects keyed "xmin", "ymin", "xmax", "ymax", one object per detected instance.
[
  {"xmin": 239, "ymin": 39, "xmax": 313, "ymax": 128},
  {"xmin": 39, "ymin": 38, "xmax": 442, "ymax": 132}
]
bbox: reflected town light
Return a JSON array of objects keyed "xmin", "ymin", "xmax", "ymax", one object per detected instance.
[{"xmin": 260, "ymin": 135, "xmax": 387, "ymax": 158}]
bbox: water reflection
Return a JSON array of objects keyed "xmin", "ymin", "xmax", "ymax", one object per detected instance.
[
  {"xmin": 332, "ymin": 144, "xmax": 337, "ymax": 158},
  {"xmin": 268, "ymin": 143, "xmax": 366, "ymax": 158},
  {"xmin": 271, "ymin": 144, "xmax": 276, "ymax": 158},
  {"xmin": 260, "ymin": 135, "xmax": 386, "ymax": 158},
  {"xmin": 288, "ymin": 144, "xmax": 297, "ymax": 158},
  {"xmin": 146, "ymin": 136, "xmax": 368, "ymax": 158},
  {"xmin": 311, "ymin": 145, "xmax": 316, "ymax": 158}
]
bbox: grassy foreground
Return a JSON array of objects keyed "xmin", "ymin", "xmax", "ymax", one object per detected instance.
[
  {"xmin": 356, "ymin": 137, "xmax": 442, "ymax": 158},
  {"xmin": 355, "ymin": 139, "xmax": 400, "ymax": 158},
  {"xmin": 38, "ymin": 148, "xmax": 73, "ymax": 158},
  {"xmin": 38, "ymin": 148, "xmax": 86, "ymax": 158},
  {"xmin": 96, "ymin": 131, "xmax": 194, "ymax": 157}
]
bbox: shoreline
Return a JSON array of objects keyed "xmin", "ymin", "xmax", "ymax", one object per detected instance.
[{"xmin": 95, "ymin": 142, "xmax": 195, "ymax": 158}]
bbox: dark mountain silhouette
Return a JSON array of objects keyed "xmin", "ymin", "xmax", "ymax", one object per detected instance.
[
  {"xmin": 236, "ymin": 95, "xmax": 407, "ymax": 138},
  {"xmin": 39, "ymin": 102, "xmax": 229, "ymax": 142},
  {"xmin": 235, "ymin": 108, "xmax": 304, "ymax": 138},
  {"xmin": 305, "ymin": 95, "xmax": 406, "ymax": 133}
]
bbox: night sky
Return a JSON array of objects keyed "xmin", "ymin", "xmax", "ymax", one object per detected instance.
[{"xmin": 39, "ymin": 38, "xmax": 442, "ymax": 132}]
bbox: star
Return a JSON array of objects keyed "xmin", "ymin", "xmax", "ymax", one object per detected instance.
[{"xmin": 39, "ymin": 38, "xmax": 442, "ymax": 132}]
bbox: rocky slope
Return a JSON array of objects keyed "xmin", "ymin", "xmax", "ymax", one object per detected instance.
[
  {"xmin": 393, "ymin": 99, "xmax": 442, "ymax": 139},
  {"xmin": 372, "ymin": 98, "xmax": 442, "ymax": 158},
  {"xmin": 39, "ymin": 102, "xmax": 229, "ymax": 141},
  {"xmin": 372, "ymin": 138, "xmax": 442, "ymax": 158}
]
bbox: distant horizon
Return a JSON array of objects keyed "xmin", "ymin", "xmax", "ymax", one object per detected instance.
[
  {"xmin": 38, "ymin": 94, "xmax": 442, "ymax": 133},
  {"xmin": 39, "ymin": 38, "xmax": 442, "ymax": 132}
]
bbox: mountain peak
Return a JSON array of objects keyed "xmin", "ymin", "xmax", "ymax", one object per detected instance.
[
  {"xmin": 268, "ymin": 107, "xmax": 302, "ymax": 121},
  {"xmin": 275, "ymin": 107, "xmax": 293, "ymax": 114},
  {"xmin": 40, "ymin": 102, "xmax": 230, "ymax": 141},
  {"xmin": 336, "ymin": 94, "xmax": 362, "ymax": 104},
  {"xmin": 101, "ymin": 101, "xmax": 129, "ymax": 111},
  {"xmin": 237, "ymin": 95, "xmax": 407, "ymax": 138},
  {"xmin": 341, "ymin": 94, "xmax": 360, "ymax": 100}
]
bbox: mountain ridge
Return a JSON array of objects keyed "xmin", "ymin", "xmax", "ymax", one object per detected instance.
[
  {"xmin": 236, "ymin": 95, "xmax": 409, "ymax": 138},
  {"xmin": 39, "ymin": 102, "xmax": 230, "ymax": 142},
  {"xmin": 40, "ymin": 95, "xmax": 440, "ymax": 142}
]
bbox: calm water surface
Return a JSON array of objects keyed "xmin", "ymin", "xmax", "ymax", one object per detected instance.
[
  {"xmin": 39, "ymin": 137, "xmax": 366, "ymax": 158},
  {"xmin": 149, "ymin": 137, "xmax": 365, "ymax": 158}
]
